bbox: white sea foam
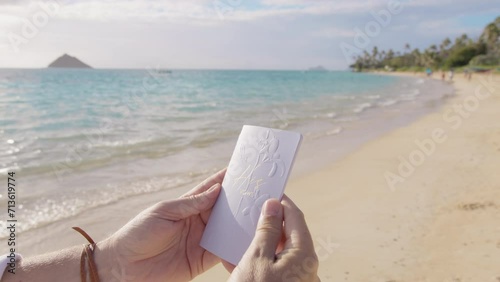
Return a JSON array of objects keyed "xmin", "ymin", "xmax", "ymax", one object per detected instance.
[
  {"xmin": 378, "ymin": 99, "xmax": 398, "ymax": 107},
  {"xmin": 353, "ymin": 103, "xmax": 373, "ymax": 113},
  {"xmin": 0, "ymin": 174, "xmax": 195, "ymax": 238},
  {"xmin": 335, "ymin": 116, "xmax": 360, "ymax": 122},
  {"xmin": 326, "ymin": 112, "xmax": 336, "ymax": 118},
  {"xmin": 326, "ymin": 127, "xmax": 343, "ymax": 136},
  {"xmin": 333, "ymin": 96, "xmax": 356, "ymax": 100},
  {"xmin": 399, "ymin": 89, "xmax": 422, "ymax": 101}
]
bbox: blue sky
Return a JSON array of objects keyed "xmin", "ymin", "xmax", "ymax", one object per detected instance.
[{"xmin": 0, "ymin": 0, "xmax": 498, "ymax": 69}]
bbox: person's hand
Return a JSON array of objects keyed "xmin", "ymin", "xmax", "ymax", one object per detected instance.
[
  {"xmin": 96, "ymin": 169, "xmax": 225, "ymax": 282},
  {"xmin": 225, "ymin": 195, "xmax": 320, "ymax": 282}
]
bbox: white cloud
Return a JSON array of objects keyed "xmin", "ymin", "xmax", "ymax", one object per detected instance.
[
  {"xmin": 418, "ymin": 19, "xmax": 451, "ymax": 30},
  {"xmin": 261, "ymin": 0, "xmax": 385, "ymax": 9},
  {"xmin": 215, "ymin": 0, "xmax": 394, "ymax": 22},
  {"xmin": 260, "ymin": 0, "xmax": 310, "ymax": 5},
  {"xmin": 0, "ymin": 0, "xmax": 396, "ymax": 24},
  {"xmin": 311, "ymin": 27, "xmax": 356, "ymax": 38},
  {"xmin": 0, "ymin": 0, "xmax": 497, "ymax": 69},
  {"xmin": 389, "ymin": 24, "xmax": 409, "ymax": 31},
  {"xmin": 0, "ymin": 0, "xmax": 218, "ymax": 23},
  {"xmin": 416, "ymin": 19, "xmax": 483, "ymax": 37}
]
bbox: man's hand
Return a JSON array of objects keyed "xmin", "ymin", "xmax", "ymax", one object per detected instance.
[
  {"xmin": 99, "ymin": 169, "xmax": 226, "ymax": 282},
  {"xmin": 226, "ymin": 195, "xmax": 320, "ymax": 282}
]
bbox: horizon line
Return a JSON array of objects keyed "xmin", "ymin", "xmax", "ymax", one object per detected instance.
[{"xmin": 0, "ymin": 67, "xmax": 348, "ymax": 72}]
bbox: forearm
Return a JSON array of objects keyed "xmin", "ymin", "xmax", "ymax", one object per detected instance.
[
  {"xmin": 2, "ymin": 245, "xmax": 81, "ymax": 282},
  {"xmin": 2, "ymin": 241, "xmax": 112, "ymax": 282}
]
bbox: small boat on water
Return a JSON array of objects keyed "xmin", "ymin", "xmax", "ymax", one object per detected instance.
[{"xmin": 157, "ymin": 70, "xmax": 172, "ymax": 74}]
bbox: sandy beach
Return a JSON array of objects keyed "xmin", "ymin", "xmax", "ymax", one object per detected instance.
[
  {"xmin": 193, "ymin": 73, "xmax": 500, "ymax": 281},
  {"xmin": 293, "ymin": 72, "xmax": 500, "ymax": 282},
  {"xmin": 7, "ymin": 72, "xmax": 499, "ymax": 281}
]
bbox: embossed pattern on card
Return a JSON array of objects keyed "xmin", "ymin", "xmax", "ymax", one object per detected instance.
[{"xmin": 200, "ymin": 125, "xmax": 302, "ymax": 265}]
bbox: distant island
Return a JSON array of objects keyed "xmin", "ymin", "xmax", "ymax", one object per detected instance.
[
  {"xmin": 48, "ymin": 54, "xmax": 92, "ymax": 68},
  {"xmin": 308, "ymin": 65, "xmax": 328, "ymax": 72}
]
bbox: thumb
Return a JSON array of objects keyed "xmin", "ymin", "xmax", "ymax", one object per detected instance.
[
  {"xmin": 247, "ymin": 198, "xmax": 283, "ymax": 260},
  {"xmin": 157, "ymin": 183, "xmax": 221, "ymax": 220}
]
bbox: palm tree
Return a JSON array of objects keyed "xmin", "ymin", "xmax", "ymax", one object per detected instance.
[
  {"xmin": 411, "ymin": 49, "xmax": 421, "ymax": 67},
  {"xmin": 438, "ymin": 37, "xmax": 452, "ymax": 62},
  {"xmin": 440, "ymin": 38, "xmax": 451, "ymax": 52},
  {"xmin": 379, "ymin": 50, "xmax": 386, "ymax": 63},
  {"xmin": 371, "ymin": 46, "xmax": 379, "ymax": 67},
  {"xmin": 454, "ymin": 34, "xmax": 469, "ymax": 48},
  {"xmin": 404, "ymin": 43, "xmax": 411, "ymax": 54},
  {"xmin": 443, "ymin": 37, "xmax": 451, "ymax": 48},
  {"xmin": 480, "ymin": 22, "xmax": 500, "ymax": 54},
  {"xmin": 363, "ymin": 50, "xmax": 371, "ymax": 68}
]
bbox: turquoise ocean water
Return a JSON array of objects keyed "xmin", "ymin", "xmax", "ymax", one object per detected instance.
[{"xmin": 0, "ymin": 69, "xmax": 453, "ymax": 236}]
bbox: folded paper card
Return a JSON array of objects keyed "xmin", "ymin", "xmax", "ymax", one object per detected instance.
[{"xmin": 200, "ymin": 125, "xmax": 302, "ymax": 265}]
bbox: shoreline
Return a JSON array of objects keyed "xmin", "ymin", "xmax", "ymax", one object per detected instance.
[
  {"xmin": 0, "ymin": 72, "xmax": 453, "ymax": 241},
  {"xmin": 3, "ymin": 72, "xmax": 498, "ymax": 281},
  {"xmin": 195, "ymin": 72, "xmax": 500, "ymax": 281}
]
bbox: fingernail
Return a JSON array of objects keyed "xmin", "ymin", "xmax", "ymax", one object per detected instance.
[{"xmin": 262, "ymin": 199, "xmax": 281, "ymax": 217}]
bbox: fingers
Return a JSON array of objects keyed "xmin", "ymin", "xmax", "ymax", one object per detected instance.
[
  {"xmin": 281, "ymin": 195, "xmax": 315, "ymax": 253},
  {"xmin": 246, "ymin": 198, "xmax": 284, "ymax": 260},
  {"xmin": 230, "ymin": 196, "xmax": 319, "ymax": 281},
  {"xmin": 151, "ymin": 169, "xmax": 225, "ymax": 221},
  {"xmin": 155, "ymin": 183, "xmax": 221, "ymax": 221},
  {"xmin": 182, "ymin": 168, "xmax": 226, "ymax": 198}
]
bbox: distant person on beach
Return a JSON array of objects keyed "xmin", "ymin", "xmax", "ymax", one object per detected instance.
[
  {"xmin": 448, "ymin": 69, "xmax": 454, "ymax": 82},
  {"xmin": 441, "ymin": 71, "xmax": 445, "ymax": 81},
  {"xmin": 464, "ymin": 69, "xmax": 472, "ymax": 81},
  {"xmin": 0, "ymin": 170, "xmax": 319, "ymax": 282},
  {"xmin": 426, "ymin": 68, "xmax": 433, "ymax": 77}
]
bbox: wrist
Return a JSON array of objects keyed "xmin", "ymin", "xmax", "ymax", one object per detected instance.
[{"xmin": 94, "ymin": 239, "xmax": 116, "ymax": 281}]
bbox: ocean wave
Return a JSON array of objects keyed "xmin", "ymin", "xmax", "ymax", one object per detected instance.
[
  {"xmin": 326, "ymin": 127, "xmax": 343, "ymax": 136},
  {"xmin": 366, "ymin": 95, "xmax": 381, "ymax": 100},
  {"xmin": 333, "ymin": 95, "xmax": 356, "ymax": 100},
  {"xmin": 0, "ymin": 136, "xmax": 188, "ymax": 178},
  {"xmin": 307, "ymin": 126, "xmax": 343, "ymax": 140},
  {"xmin": 326, "ymin": 112, "xmax": 337, "ymax": 118},
  {"xmin": 353, "ymin": 103, "xmax": 373, "ymax": 113},
  {"xmin": 399, "ymin": 89, "xmax": 421, "ymax": 101},
  {"xmin": 335, "ymin": 116, "xmax": 360, "ymax": 122},
  {"xmin": 378, "ymin": 99, "xmax": 398, "ymax": 107},
  {"xmin": 0, "ymin": 173, "xmax": 197, "ymax": 238}
]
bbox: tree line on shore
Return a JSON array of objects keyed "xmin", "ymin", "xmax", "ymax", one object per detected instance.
[{"xmin": 350, "ymin": 16, "xmax": 500, "ymax": 72}]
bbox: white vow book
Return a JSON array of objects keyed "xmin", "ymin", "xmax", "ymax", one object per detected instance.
[{"xmin": 200, "ymin": 125, "xmax": 302, "ymax": 265}]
